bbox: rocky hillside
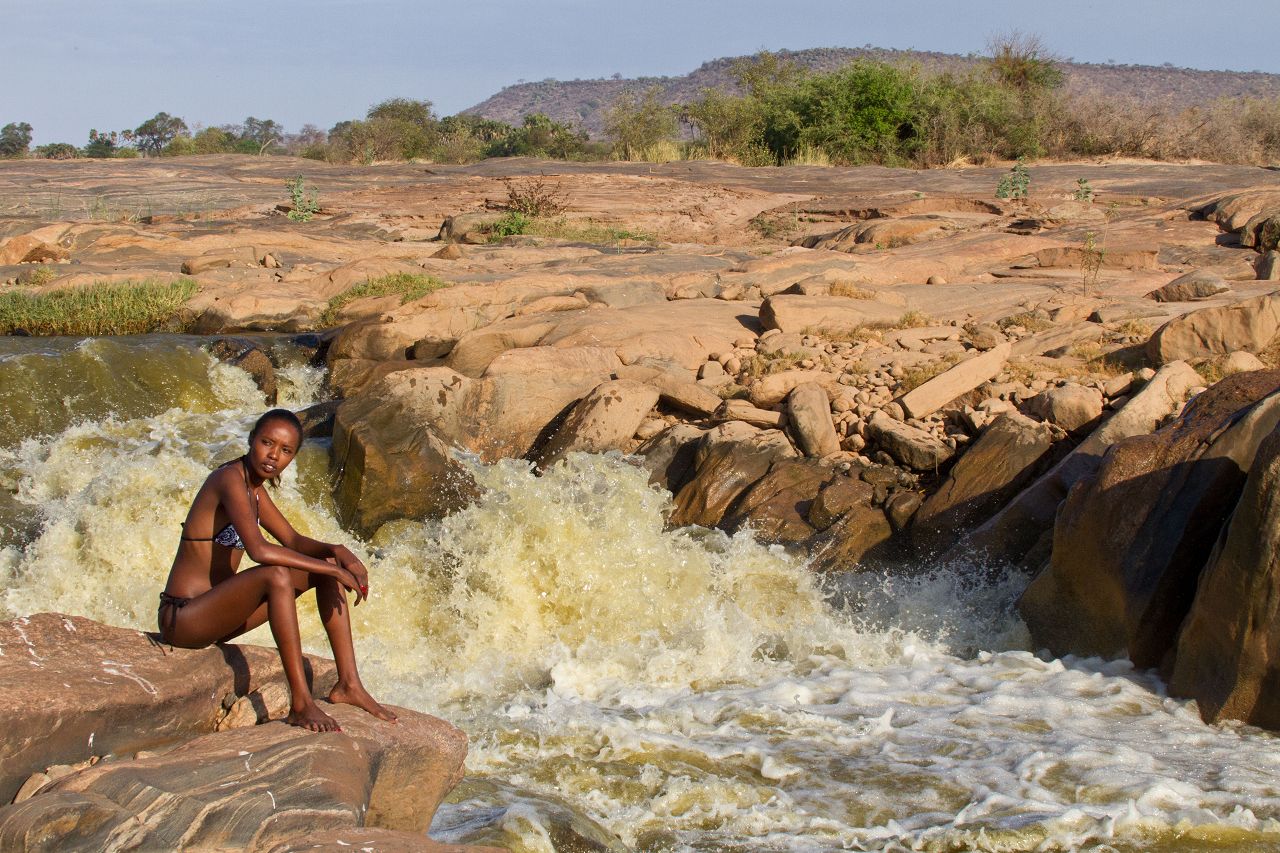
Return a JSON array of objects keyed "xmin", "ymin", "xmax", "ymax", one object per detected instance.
[{"xmin": 462, "ymin": 46, "xmax": 1280, "ymax": 137}]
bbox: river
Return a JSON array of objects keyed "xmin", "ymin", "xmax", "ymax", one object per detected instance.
[{"xmin": 2, "ymin": 335, "xmax": 1279, "ymax": 852}]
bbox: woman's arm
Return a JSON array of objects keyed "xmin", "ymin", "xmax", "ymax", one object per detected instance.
[
  {"xmin": 254, "ymin": 485, "xmax": 370, "ymax": 601},
  {"xmin": 217, "ymin": 469, "xmax": 366, "ymax": 603}
]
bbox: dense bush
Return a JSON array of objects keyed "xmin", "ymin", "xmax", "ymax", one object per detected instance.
[{"xmin": 33, "ymin": 142, "xmax": 78, "ymax": 160}]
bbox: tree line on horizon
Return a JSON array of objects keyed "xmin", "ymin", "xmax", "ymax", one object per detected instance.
[{"xmin": 4, "ymin": 37, "xmax": 1279, "ymax": 168}]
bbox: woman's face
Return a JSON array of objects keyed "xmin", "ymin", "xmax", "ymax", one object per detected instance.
[{"xmin": 247, "ymin": 419, "xmax": 300, "ymax": 481}]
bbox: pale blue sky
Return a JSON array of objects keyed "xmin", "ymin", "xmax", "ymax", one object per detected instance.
[{"xmin": 5, "ymin": 0, "xmax": 1274, "ymax": 145}]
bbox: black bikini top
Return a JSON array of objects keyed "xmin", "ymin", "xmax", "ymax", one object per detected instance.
[{"xmin": 179, "ymin": 458, "xmax": 259, "ymax": 550}]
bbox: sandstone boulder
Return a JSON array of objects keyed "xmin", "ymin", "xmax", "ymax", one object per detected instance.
[
  {"xmin": 635, "ymin": 424, "xmax": 706, "ymax": 494},
  {"xmin": 0, "ymin": 235, "xmax": 69, "ymax": 265},
  {"xmin": 953, "ymin": 361, "xmax": 1201, "ymax": 568},
  {"xmin": 1240, "ymin": 211, "xmax": 1280, "ymax": 253},
  {"xmin": 749, "ymin": 370, "xmax": 839, "ymax": 409},
  {"xmin": 807, "ymin": 479, "xmax": 894, "ymax": 572},
  {"xmin": 759, "ymin": 295, "xmax": 904, "ymax": 336},
  {"xmin": 1222, "ymin": 350, "xmax": 1268, "ymax": 375},
  {"xmin": 1147, "ymin": 290, "xmax": 1280, "ymax": 364},
  {"xmin": 209, "ymin": 339, "xmax": 278, "ymax": 404},
  {"xmin": 1019, "ymin": 371, "xmax": 1280, "ymax": 665},
  {"xmin": 787, "ymin": 383, "xmax": 840, "ymax": 457},
  {"xmin": 670, "ymin": 423, "xmax": 797, "ymax": 528},
  {"xmin": 1170, "ymin": 424, "xmax": 1280, "ymax": 728},
  {"xmin": 1146, "ymin": 270, "xmax": 1231, "ymax": 302},
  {"xmin": 721, "ymin": 459, "xmax": 836, "ymax": 545},
  {"xmin": 536, "ymin": 379, "xmax": 659, "ymax": 468},
  {"xmin": 864, "ymin": 411, "xmax": 954, "ymax": 471},
  {"xmin": 0, "ymin": 613, "xmax": 337, "ymax": 805},
  {"xmin": 0, "ymin": 702, "xmax": 467, "ymax": 852},
  {"xmin": 332, "ymin": 366, "xmax": 608, "ymax": 533},
  {"xmin": 911, "ymin": 412, "xmax": 1055, "ymax": 556},
  {"xmin": 1026, "ymin": 383, "xmax": 1104, "ymax": 433},
  {"xmin": 898, "ymin": 343, "xmax": 1011, "ymax": 419},
  {"xmin": 717, "ymin": 399, "xmax": 784, "ymax": 429}
]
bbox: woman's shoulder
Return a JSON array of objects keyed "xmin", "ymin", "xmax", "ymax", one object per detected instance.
[{"xmin": 206, "ymin": 458, "xmax": 246, "ymax": 488}]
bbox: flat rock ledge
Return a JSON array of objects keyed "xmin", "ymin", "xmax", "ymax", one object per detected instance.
[{"xmin": 0, "ymin": 613, "xmax": 497, "ymax": 852}]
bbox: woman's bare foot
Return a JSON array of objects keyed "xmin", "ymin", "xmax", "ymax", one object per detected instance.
[
  {"xmin": 287, "ymin": 701, "xmax": 341, "ymax": 732},
  {"xmin": 329, "ymin": 680, "xmax": 398, "ymax": 722}
]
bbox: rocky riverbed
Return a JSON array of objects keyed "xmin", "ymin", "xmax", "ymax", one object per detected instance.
[{"xmin": 4, "ymin": 154, "xmax": 1280, "ymax": 850}]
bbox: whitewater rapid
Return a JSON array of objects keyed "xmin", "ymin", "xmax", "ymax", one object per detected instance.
[{"xmin": 3, "ymin": 335, "xmax": 1280, "ymax": 852}]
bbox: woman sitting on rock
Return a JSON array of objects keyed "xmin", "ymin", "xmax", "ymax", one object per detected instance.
[{"xmin": 158, "ymin": 408, "xmax": 395, "ymax": 732}]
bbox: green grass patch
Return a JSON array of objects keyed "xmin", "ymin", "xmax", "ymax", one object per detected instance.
[
  {"xmin": 0, "ymin": 278, "xmax": 198, "ymax": 336},
  {"xmin": 320, "ymin": 273, "xmax": 448, "ymax": 327}
]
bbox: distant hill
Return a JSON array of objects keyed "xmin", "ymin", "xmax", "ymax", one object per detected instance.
[{"xmin": 462, "ymin": 47, "xmax": 1280, "ymax": 138}]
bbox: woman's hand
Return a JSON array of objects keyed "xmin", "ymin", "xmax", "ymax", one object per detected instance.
[{"xmin": 333, "ymin": 545, "xmax": 369, "ymax": 605}]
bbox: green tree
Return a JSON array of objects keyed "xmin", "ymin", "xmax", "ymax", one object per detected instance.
[
  {"xmin": 758, "ymin": 62, "xmax": 922, "ymax": 165},
  {"xmin": 490, "ymin": 113, "xmax": 591, "ymax": 159},
  {"xmin": 133, "ymin": 112, "xmax": 189, "ymax": 155},
  {"xmin": 191, "ymin": 127, "xmax": 234, "ymax": 154},
  {"xmin": 241, "ymin": 117, "xmax": 284, "ymax": 153},
  {"xmin": 604, "ymin": 86, "xmax": 678, "ymax": 159},
  {"xmin": 84, "ymin": 129, "xmax": 122, "ymax": 158},
  {"xmin": 683, "ymin": 89, "xmax": 766, "ymax": 160},
  {"xmin": 0, "ymin": 122, "xmax": 33, "ymax": 158},
  {"xmin": 367, "ymin": 98, "xmax": 435, "ymax": 129}
]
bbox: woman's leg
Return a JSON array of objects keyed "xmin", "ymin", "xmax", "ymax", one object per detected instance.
[
  {"xmin": 163, "ymin": 565, "xmax": 340, "ymax": 732},
  {"xmin": 210, "ymin": 562, "xmax": 396, "ymax": 722},
  {"xmin": 310, "ymin": 567, "xmax": 397, "ymax": 722}
]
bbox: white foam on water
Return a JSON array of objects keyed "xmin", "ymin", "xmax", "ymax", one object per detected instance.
[{"xmin": 5, "ymin": 344, "xmax": 1280, "ymax": 852}]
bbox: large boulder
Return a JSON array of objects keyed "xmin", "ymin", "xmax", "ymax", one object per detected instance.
[
  {"xmin": 786, "ymin": 383, "xmax": 840, "ymax": 457},
  {"xmin": 1170, "ymin": 424, "xmax": 1280, "ymax": 728},
  {"xmin": 0, "ymin": 704, "xmax": 467, "ymax": 852},
  {"xmin": 1018, "ymin": 371, "xmax": 1280, "ymax": 666},
  {"xmin": 446, "ymin": 299, "xmax": 758, "ymax": 378},
  {"xmin": 952, "ymin": 361, "xmax": 1201, "ymax": 568},
  {"xmin": 898, "ymin": 343, "xmax": 1011, "ymax": 419},
  {"xmin": 910, "ymin": 413, "xmax": 1055, "ymax": 556},
  {"xmin": 669, "ymin": 423, "xmax": 797, "ymax": 528},
  {"xmin": 1025, "ymin": 383, "xmax": 1104, "ymax": 433},
  {"xmin": 332, "ymin": 366, "xmax": 608, "ymax": 533},
  {"xmin": 721, "ymin": 458, "xmax": 836, "ymax": 545},
  {"xmin": 1146, "ymin": 269, "xmax": 1231, "ymax": 303},
  {"xmin": 1147, "ymin": 290, "xmax": 1280, "ymax": 364},
  {"xmin": 864, "ymin": 411, "xmax": 954, "ymax": 471},
  {"xmin": 749, "ymin": 370, "xmax": 839, "ymax": 409},
  {"xmin": 0, "ymin": 613, "xmax": 336, "ymax": 805},
  {"xmin": 759, "ymin": 295, "xmax": 904, "ymax": 336},
  {"xmin": 635, "ymin": 424, "xmax": 707, "ymax": 494},
  {"xmin": 806, "ymin": 476, "xmax": 894, "ymax": 572},
  {"xmin": 535, "ymin": 379, "xmax": 659, "ymax": 468}
]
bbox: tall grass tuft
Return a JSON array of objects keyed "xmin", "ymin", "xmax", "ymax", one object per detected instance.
[
  {"xmin": 0, "ymin": 278, "xmax": 198, "ymax": 336},
  {"xmin": 320, "ymin": 273, "xmax": 448, "ymax": 327}
]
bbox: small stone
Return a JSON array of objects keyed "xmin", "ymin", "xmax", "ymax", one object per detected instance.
[
  {"xmin": 927, "ymin": 275, "xmax": 947, "ymax": 285},
  {"xmin": 1221, "ymin": 351, "xmax": 1267, "ymax": 376},
  {"xmin": 885, "ymin": 490, "xmax": 923, "ymax": 531},
  {"xmin": 635, "ymin": 418, "xmax": 667, "ymax": 441}
]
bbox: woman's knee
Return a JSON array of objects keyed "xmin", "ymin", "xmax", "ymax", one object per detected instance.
[{"xmin": 260, "ymin": 564, "xmax": 294, "ymax": 591}]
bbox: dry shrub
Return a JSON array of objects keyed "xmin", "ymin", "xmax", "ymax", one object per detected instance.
[
  {"xmin": 829, "ymin": 281, "xmax": 877, "ymax": 299},
  {"xmin": 502, "ymin": 176, "xmax": 567, "ymax": 217}
]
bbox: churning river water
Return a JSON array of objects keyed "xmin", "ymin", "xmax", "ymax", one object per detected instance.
[{"xmin": 3, "ymin": 335, "xmax": 1280, "ymax": 852}]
